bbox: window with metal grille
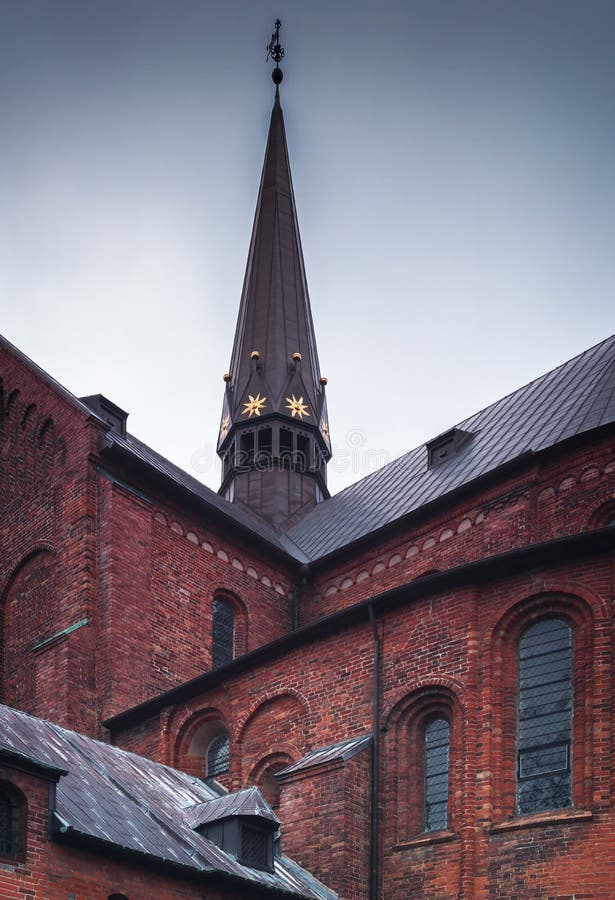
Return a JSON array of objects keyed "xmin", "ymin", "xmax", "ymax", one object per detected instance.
[
  {"xmin": 212, "ymin": 598, "xmax": 235, "ymax": 668},
  {"xmin": 0, "ymin": 791, "xmax": 17, "ymax": 858},
  {"xmin": 207, "ymin": 733, "xmax": 229, "ymax": 778},
  {"xmin": 423, "ymin": 718, "xmax": 450, "ymax": 832},
  {"xmin": 240, "ymin": 823, "xmax": 270, "ymax": 870},
  {"xmin": 517, "ymin": 617, "xmax": 572, "ymax": 816}
]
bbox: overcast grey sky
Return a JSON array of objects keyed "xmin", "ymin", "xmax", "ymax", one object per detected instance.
[{"xmin": 1, "ymin": 1, "xmax": 613, "ymax": 493}]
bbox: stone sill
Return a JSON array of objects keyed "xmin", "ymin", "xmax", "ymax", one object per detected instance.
[
  {"xmin": 490, "ymin": 808, "xmax": 592, "ymax": 833},
  {"xmin": 394, "ymin": 829, "xmax": 457, "ymax": 850}
]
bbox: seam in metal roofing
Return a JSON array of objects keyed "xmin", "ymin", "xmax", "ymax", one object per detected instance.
[{"xmin": 0, "ymin": 705, "xmax": 335, "ymax": 899}]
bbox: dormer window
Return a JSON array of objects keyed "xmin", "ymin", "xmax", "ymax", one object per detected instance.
[
  {"xmin": 188, "ymin": 786, "xmax": 279, "ymax": 874},
  {"xmin": 426, "ymin": 428, "xmax": 472, "ymax": 469},
  {"xmin": 239, "ymin": 820, "xmax": 274, "ymax": 870}
]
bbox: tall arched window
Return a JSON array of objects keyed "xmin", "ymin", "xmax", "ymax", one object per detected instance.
[
  {"xmin": 212, "ymin": 597, "xmax": 235, "ymax": 668},
  {"xmin": 206, "ymin": 732, "xmax": 230, "ymax": 778},
  {"xmin": 517, "ymin": 617, "xmax": 573, "ymax": 815},
  {"xmin": 0, "ymin": 784, "xmax": 25, "ymax": 861},
  {"xmin": 423, "ymin": 718, "xmax": 450, "ymax": 832},
  {"xmin": 0, "ymin": 791, "xmax": 16, "ymax": 857}
]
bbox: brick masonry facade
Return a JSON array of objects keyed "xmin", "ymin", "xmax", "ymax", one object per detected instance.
[{"xmin": 1, "ymin": 336, "xmax": 615, "ymax": 898}]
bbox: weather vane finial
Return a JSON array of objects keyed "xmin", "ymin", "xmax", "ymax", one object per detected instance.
[{"xmin": 266, "ymin": 19, "xmax": 285, "ymax": 88}]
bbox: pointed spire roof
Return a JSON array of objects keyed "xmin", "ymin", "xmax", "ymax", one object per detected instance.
[{"xmin": 223, "ymin": 91, "xmax": 326, "ymax": 434}]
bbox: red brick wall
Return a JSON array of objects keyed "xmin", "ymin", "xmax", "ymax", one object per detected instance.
[
  {"xmin": 278, "ymin": 749, "xmax": 371, "ymax": 900},
  {"xmin": 3, "ymin": 338, "xmax": 615, "ymax": 899},
  {"xmin": 94, "ymin": 471, "xmax": 299, "ymax": 719},
  {"xmin": 116, "ymin": 550, "xmax": 615, "ymax": 899},
  {"xmin": 0, "ymin": 345, "xmax": 99, "ymax": 735},
  {"xmin": 307, "ymin": 436, "xmax": 615, "ymax": 623}
]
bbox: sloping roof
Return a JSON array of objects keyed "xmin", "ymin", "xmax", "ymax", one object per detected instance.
[
  {"xmin": 285, "ymin": 334, "xmax": 615, "ymax": 560},
  {"xmin": 106, "ymin": 431, "xmax": 310, "ymax": 562},
  {"xmin": 0, "ymin": 705, "xmax": 335, "ymax": 899},
  {"xmin": 186, "ymin": 786, "xmax": 280, "ymax": 828},
  {"xmin": 278, "ymin": 735, "xmax": 372, "ymax": 777},
  {"xmin": 4, "ymin": 327, "xmax": 613, "ymax": 565}
]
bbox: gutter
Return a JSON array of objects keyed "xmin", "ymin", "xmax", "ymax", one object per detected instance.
[
  {"xmin": 0, "ymin": 746, "xmax": 68, "ymax": 780},
  {"xmin": 104, "ymin": 525, "xmax": 615, "ymax": 733},
  {"xmin": 51, "ymin": 817, "xmax": 321, "ymax": 898}
]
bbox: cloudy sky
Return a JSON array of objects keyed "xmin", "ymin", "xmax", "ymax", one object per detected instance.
[{"xmin": 1, "ymin": 1, "xmax": 613, "ymax": 494}]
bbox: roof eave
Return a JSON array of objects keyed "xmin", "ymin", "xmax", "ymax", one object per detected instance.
[
  {"xmin": 104, "ymin": 524, "xmax": 615, "ymax": 733},
  {"xmin": 98, "ymin": 437, "xmax": 308, "ymax": 565}
]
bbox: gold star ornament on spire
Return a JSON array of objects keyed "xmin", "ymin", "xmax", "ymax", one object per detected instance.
[
  {"xmin": 285, "ymin": 394, "xmax": 310, "ymax": 419},
  {"xmin": 242, "ymin": 393, "xmax": 268, "ymax": 418},
  {"xmin": 219, "ymin": 414, "xmax": 231, "ymax": 438}
]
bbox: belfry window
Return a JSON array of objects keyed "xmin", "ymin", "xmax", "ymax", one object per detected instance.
[
  {"xmin": 238, "ymin": 431, "xmax": 255, "ymax": 467},
  {"xmin": 279, "ymin": 428, "xmax": 293, "ymax": 466},
  {"xmin": 207, "ymin": 732, "xmax": 230, "ymax": 779},
  {"xmin": 517, "ymin": 617, "xmax": 573, "ymax": 815},
  {"xmin": 212, "ymin": 597, "xmax": 235, "ymax": 668},
  {"xmin": 423, "ymin": 718, "xmax": 450, "ymax": 832},
  {"xmin": 257, "ymin": 427, "xmax": 273, "ymax": 465}
]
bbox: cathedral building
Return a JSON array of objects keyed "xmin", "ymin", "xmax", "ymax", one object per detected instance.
[{"xmin": 1, "ymin": 29, "xmax": 615, "ymax": 900}]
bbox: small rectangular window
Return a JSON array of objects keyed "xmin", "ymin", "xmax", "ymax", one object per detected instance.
[{"xmin": 240, "ymin": 824, "xmax": 272, "ymax": 871}]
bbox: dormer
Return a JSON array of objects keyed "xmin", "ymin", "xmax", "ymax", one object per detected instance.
[
  {"xmin": 80, "ymin": 394, "xmax": 128, "ymax": 438},
  {"xmin": 186, "ymin": 787, "xmax": 280, "ymax": 873},
  {"xmin": 426, "ymin": 427, "xmax": 473, "ymax": 469}
]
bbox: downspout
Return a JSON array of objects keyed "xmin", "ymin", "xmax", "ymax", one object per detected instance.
[
  {"xmin": 368, "ymin": 601, "xmax": 381, "ymax": 900},
  {"xmin": 292, "ymin": 564, "xmax": 311, "ymax": 631}
]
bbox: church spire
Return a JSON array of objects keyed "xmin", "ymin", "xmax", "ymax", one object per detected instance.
[{"xmin": 217, "ymin": 22, "xmax": 331, "ymax": 526}]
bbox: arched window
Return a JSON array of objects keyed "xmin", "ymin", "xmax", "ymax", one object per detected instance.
[
  {"xmin": 0, "ymin": 784, "xmax": 25, "ymax": 861},
  {"xmin": 423, "ymin": 718, "xmax": 450, "ymax": 832},
  {"xmin": 386, "ymin": 688, "xmax": 458, "ymax": 843},
  {"xmin": 212, "ymin": 597, "xmax": 235, "ymax": 668},
  {"xmin": 0, "ymin": 792, "xmax": 16, "ymax": 857},
  {"xmin": 206, "ymin": 732, "xmax": 230, "ymax": 779},
  {"xmin": 589, "ymin": 498, "xmax": 615, "ymax": 529},
  {"xmin": 517, "ymin": 617, "xmax": 573, "ymax": 816}
]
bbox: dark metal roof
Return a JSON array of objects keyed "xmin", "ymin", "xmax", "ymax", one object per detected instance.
[
  {"xmin": 285, "ymin": 335, "xmax": 615, "ymax": 560},
  {"xmin": 0, "ymin": 705, "xmax": 335, "ymax": 899},
  {"xmin": 105, "ymin": 431, "xmax": 310, "ymax": 562},
  {"xmin": 278, "ymin": 735, "xmax": 372, "ymax": 776},
  {"xmin": 186, "ymin": 786, "xmax": 280, "ymax": 828},
  {"xmin": 4, "ymin": 325, "xmax": 614, "ymax": 566}
]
